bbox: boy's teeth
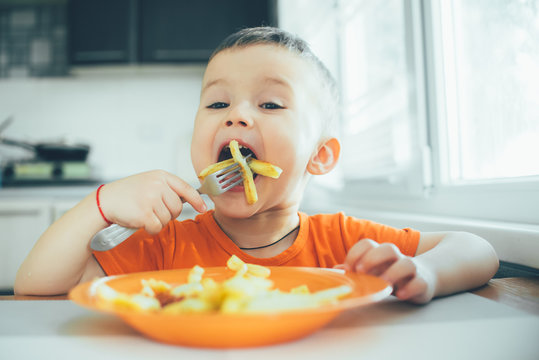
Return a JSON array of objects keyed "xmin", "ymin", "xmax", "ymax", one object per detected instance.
[
  {"xmin": 223, "ymin": 145, "xmax": 246, "ymax": 150},
  {"xmin": 219, "ymin": 143, "xmax": 256, "ymax": 162}
]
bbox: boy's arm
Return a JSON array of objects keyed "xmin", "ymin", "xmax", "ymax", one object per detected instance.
[
  {"xmin": 15, "ymin": 190, "xmax": 108, "ymax": 295},
  {"xmin": 412, "ymin": 231, "xmax": 499, "ymax": 300},
  {"xmin": 344, "ymin": 231, "xmax": 499, "ymax": 304},
  {"xmin": 15, "ymin": 170, "xmax": 207, "ymax": 296}
]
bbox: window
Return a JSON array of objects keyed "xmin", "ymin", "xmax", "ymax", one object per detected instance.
[
  {"xmin": 435, "ymin": 0, "xmax": 539, "ymax": 183},
  {"xmin": 320, "ymin": 0, "xmax": 430, "ymax": 195},
  {"xmin": 340, "ymin": 0, "xmax": 415, "ymax": 180},
  {"xmin": 279, "ymin": 0, "xmax": 539, "ymax": 225}
]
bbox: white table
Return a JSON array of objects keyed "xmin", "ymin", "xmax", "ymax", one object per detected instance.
[{"xmin": 1, "ymin": 290, "xmax": 538, "ymax": 360}]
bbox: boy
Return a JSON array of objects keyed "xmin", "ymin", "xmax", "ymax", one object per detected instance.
[{"xmin": 15, "ymin": 27, "xmax": 499, "ymax": 304}]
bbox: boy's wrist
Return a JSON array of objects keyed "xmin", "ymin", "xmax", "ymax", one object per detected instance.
[
  {"xmin": 96, "ymin": 184, "xmax": 112, "ymax": 226},
  {"xmin": 80, "ymin": 189, "xmax": 112, "ymax": 230},
  {"xmin": 412, "ymin": 257, "xmax": 440, "ymax": 301}
]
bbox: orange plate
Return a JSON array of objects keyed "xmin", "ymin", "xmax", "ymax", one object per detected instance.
[{"xmin": 69, "ymin": 267, "xmax": 391, "ymax": 348}]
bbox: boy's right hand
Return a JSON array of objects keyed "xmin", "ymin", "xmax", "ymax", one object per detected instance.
[{"xmin": 98, "ymin": 170, "xmax": 207, "ymax": 234}]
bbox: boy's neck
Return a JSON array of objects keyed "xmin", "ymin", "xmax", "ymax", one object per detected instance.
[{"xmin": 213, "ymin": 206, "xmax": 301, "ymax": 258}]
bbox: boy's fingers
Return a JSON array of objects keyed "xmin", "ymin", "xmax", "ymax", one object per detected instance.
[
  {"xmin": 354, "ymin": 243, "xmax": 404, "ymax": 275},
  {"xmin": 395, "ymin": 276, "xmax": 429, "ymax": 303},
  {"xmin": 162, "ymin": 187, "xmax": 183, "ymax": 219},
  {"xmin": 164, "ymin": 174, "xmax": 207, "ymax": 213},
  {"xmin": 145, "ymin": 213, "xmax": 164, "ymax": 235},
  {"xmin": 344, "ymin": 239, "xmax": 378, "ymax": 271},
  {"xmin": 380, "ymin": 257, "xmax": 417, "ymax": 286},
  {"xmin": 153, "ymin": 202, "xmax": 172, "ymax": 227}
]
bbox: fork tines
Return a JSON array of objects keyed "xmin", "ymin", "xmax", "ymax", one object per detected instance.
[
  {"xmin": 214, "ymin": 154, "xmax": 252, "ymax": 190},
  {"xmin": 214, "ymin": 154, "xmax": 253, "ymax": 177}
]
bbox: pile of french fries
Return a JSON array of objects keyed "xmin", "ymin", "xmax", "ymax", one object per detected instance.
[
  {"xmin": 94, "ymin": 255, "xmax": 352, "ymax": 314},
  {"xmin": 198, "ymin": 140, "xmax": 282, "ymax": 204}
]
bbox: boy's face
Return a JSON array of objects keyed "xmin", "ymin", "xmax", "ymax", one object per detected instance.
[{"xmin": 191, "ymin": 44, "xmax": 324, "ymax": 217}]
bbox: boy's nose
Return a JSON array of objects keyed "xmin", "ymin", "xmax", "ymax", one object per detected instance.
[
  {"xmin": 225, "ymin": 103, "xmax": 254, "ymax": 128},
  {"xmin": 225, "ymin": 119, "xmax": 249, "ymax": 127}
]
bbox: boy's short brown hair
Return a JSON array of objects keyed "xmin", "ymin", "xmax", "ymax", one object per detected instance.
[{"xmin": 210, "ymin": 26, "xmax": 340, "ymax": 140}]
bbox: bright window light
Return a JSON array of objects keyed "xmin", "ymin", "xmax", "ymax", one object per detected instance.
[
  {"xmin": 439, "ymin": 0, "xmax": 539, "ymax": 183},
  {"xmin": 339, "ymin": 0, "xmax": 415, "ymax": 180}
]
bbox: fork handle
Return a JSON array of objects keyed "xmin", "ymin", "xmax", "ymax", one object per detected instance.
[{"xmin": 90, "ymin": 224, "xmax": 137, "ymax": 251}]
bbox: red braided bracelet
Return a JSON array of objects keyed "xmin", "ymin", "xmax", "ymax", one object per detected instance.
[{"xmin": 96, "ymin": 184, "xmax": 112, "ymax": 225}]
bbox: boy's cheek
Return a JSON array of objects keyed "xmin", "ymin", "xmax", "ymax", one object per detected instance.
[
  {"xmin": 190, "ymin": 139, "xmax": 208, "ymax": 175},
  {"xmin": 190, "ymin": 124, "xmax": 215, "ymax": 167},
  {"xmin": 190, "ymin": 150, "xmax": 210, "ymax": 176}
]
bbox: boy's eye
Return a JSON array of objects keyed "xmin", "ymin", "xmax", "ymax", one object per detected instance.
[
  {"xmin": 207, "ymin": 102, "xmax": 229, "ymax": 109},
  {"xmin": 260, "ymin": 102, "xmax": 284, "ymax": 110}
]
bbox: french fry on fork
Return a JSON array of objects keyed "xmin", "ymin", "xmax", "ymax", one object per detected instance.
[{"xmin": 198, "ymin": 140, "xmax": 283, "ymax": 204}]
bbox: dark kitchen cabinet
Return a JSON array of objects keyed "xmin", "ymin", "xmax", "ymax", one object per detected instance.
[
  {"xmin": 0, "ymin": 2, "xmax": 69, "ymax": 77},
  {"xmin": 68, "ymin": 0, "xmax": 276, "ymax": 65},
  {"xmin": 68, "ymin": 0, "xmax": 133, "ymax": 64},
  {"xmin": 140, "ymin": 0, "xmax": 275, "ymax": 62}
]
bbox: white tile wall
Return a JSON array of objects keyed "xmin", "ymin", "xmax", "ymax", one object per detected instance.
[{"xmin": 0, "ymin": 65, "xmax": 206, "ymax": 185}]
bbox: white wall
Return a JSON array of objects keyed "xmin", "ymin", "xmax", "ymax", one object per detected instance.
[{"xmin": 0, "ymin": 65, "xmax": 206, "ymax": 185}]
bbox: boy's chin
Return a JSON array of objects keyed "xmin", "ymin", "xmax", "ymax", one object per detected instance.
[{"xmin": 212, "ymin": 198, "xmax": 259, "ymax": 218}]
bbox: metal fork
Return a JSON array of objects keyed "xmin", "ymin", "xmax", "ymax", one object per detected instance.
[{"xmin": 90, "ymin": 155, "xmax": 251, "ymax": 251}]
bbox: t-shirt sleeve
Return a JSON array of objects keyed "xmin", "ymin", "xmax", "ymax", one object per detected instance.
[
  {"xmin": 93, "ymin": 223, "xmax": 174, "ymax": 276},
  {"xmin": 340, "ymin": 213, "xmax": 420, "ymax": 256}
]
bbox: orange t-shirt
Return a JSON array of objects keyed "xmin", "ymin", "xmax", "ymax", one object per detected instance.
[{"xmin": 93, "ymin": 211, "xmax": 420, "ymax": 276}]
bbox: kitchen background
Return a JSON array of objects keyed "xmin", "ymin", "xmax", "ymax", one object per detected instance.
[
  {"xmin": 0, "ymin": 0, "xmax": 279, "ymax": 292},
  {"xmin": 0, "ymin": 65, "xmax": 205, "ymax": 184},
  {"xmin": 1, "ymin": 0, "xmax": 538, "ymax": 293},
  {"xmin": 0, "ymin": 0, "xmax": 275, "ymax": 185}
]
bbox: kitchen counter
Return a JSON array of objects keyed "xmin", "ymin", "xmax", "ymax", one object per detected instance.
[
  {"xmin": 0, "ymin": 184, "xmax": 201, "ymax": 217},
  {"xmin": 1, "ymin": 277, "xmax": 538, "ymax": 360},
  {"xmin": 0, "ymin": 184, "xmax": 99, "ymax": 198}
]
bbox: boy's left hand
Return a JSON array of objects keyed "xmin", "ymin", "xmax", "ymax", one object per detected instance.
[{"xmin": 340, "ymin": 239, "xmax": 437, "ymax": 304}]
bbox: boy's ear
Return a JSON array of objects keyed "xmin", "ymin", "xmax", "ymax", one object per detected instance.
[{"xmin": 307, "ymin": 137, "xmax": 341, "ymax": 175}]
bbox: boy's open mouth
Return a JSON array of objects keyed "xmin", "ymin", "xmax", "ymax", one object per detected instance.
[
  {"xmin": 218, "ymin": 143, "xmax": 258, "ymax": 162},
  {"xmin": 218, "ymin": 143, "xmax": 258, "ymax": 181}
]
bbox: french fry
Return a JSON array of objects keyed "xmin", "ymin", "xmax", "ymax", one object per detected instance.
[
  {"xmin": 93, "ymin": 256, "xmax": 352, "ymax": 314},
  {"xmin": 227, "ymin": 255, "xmax": 247, "ymax": 272},
  {"xmin": 198, "ymin": 158, "xmax": 235, "ymax": 180},
  {"xmin": 95, "ymin": 283, "xmax": 160, "ymax": 312},
  {"xmin": 197, "ymin": 141, "xmax": 282, "ymax": 204},
  {"xmin": 162, "ymin": 297, "xmax": 213, "ymax": 314},
  {"xmin": 170, "ymin": 283, "xmax": 204, "ymax": 298},
  {"xmin": 246, "ymin": 263, "xmax": 271, "ymax": 278},
  {"xmin": 140, "ymin": 278, "xmax": 171, "ymax": 297},
  {"xmin": 248, "ymin": 159, "xmax": 282, "ymax": 179},
  {"xmin": 290, "ymin": 284, "xmax": 310, "ymax": 294},
  {"xmin": 229, "ymin": 140, "xmax": 258, "ymax": 204},
  {"xmin": 198, "ymin": 158, "xmax": 282, "ymax": 181},
  {"xmin": 312, "ymin": 285, "xmax": 353, "ymax": 305},
  {"xmin": 188, "ymin": 265, "xmax": 204, "ymax": 284}
]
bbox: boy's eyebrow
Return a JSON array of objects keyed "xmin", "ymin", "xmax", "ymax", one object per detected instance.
[
  {"xmin": 201, "ymin": 76, "xmax": 293, "ymax": 94},
  {"xmin": 262, "ymin": 76, "xmax": 293, "ymax": 90},
  {"xmin": 201, "ymin": 78, "xmax": 227, "ymax": 94}
]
